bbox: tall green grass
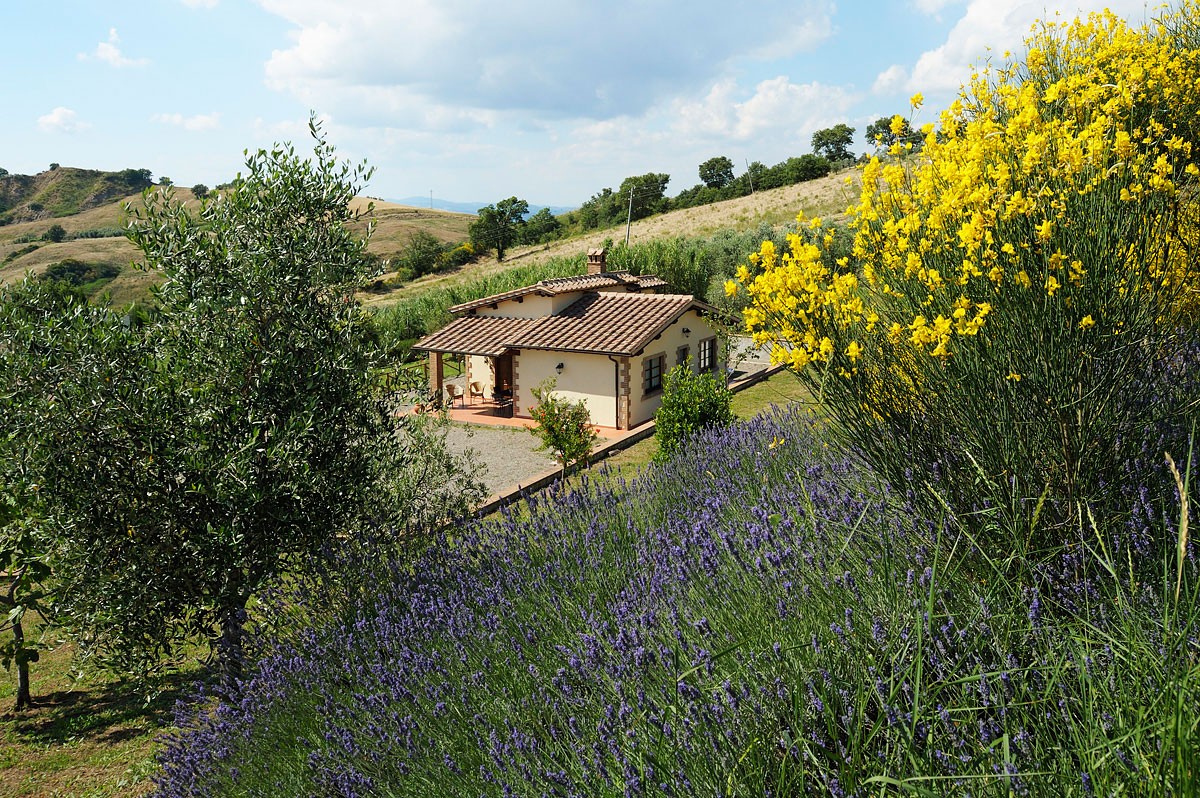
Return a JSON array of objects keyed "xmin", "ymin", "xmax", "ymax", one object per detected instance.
[{"xmin": 370, "ymin": 256, "xmax": 586, "ymax": 357}]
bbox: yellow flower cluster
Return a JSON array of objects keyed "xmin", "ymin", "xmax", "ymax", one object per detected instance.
[
  {"xmin": 740, "ymin": 219, "xmax": 873, "ymax": 372},
  {"xmin": 737, "ymin": 3, "xmax": 1200, "ymax": 378}
]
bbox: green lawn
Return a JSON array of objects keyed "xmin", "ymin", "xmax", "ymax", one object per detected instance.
[
  {"xmin": 567, "ymin": 367, "xmax": 816, "ymax": 488},
  {"xmin": 0, "ymin": 619, "xmax": 202, "ymax": 797}
]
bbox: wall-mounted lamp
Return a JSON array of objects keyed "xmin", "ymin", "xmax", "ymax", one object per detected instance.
[
  {"xmin": 555, "ymin": 362, "xmax": 565, "ymax": 374},
  {"xmin": 681, "ymin": 327, "xmax": 691, "ymax": 338}
]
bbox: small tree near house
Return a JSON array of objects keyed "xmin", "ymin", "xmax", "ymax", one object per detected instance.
[{"xmin": 528, "ymin": 379, "xmax": 598, "ymax": 476}]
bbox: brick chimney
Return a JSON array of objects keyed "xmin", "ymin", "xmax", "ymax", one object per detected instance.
[{"xmin": 587, "ymin": 248, "xmax": 607, "ymax": 275}]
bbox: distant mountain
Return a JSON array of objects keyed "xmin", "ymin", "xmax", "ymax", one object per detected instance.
[{"xmin": 391, "ymin": 197, "xmax": 577, "ymax": 217}]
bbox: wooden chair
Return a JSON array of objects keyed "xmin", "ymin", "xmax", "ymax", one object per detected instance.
[
  {"xmin": 468, "ymin": 381, "xmax": 486, "ymax": 405},
  {"xmin": 445, "ymin": 384, "xmax": 464, "ymax": 407}
]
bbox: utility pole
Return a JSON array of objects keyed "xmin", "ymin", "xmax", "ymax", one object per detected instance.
[
  {"xmin": 745, "ymin": 159, "xmax": 755, "ymax": 195},
  {"xmin": 625, "ymin": 186, "xmax": 634, "ymax": 246},
  {"xmin": 429, "ymin": 190, "xmax": 433, "ymax": 209}
]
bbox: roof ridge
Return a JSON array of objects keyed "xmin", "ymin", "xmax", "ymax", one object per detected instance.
[
  {"xmin": 538, "ymin": 270, "xmax": 638, "ymax": 285},
  {"xmin": 449, "ymin": 271, "xmax": 670, "ymax": 315},
  {"xmin": 600, "ymin": 291, "xmax": 692, "ymax": 299}
]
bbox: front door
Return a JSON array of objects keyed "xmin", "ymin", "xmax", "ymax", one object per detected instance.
[{"xmin": 495, "ymin": 352, "xmax": 513, "ymax": 396}]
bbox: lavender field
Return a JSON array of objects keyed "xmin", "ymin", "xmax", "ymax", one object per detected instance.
[{"xmin": 155, "ymin": 405, "xmax": 1198, "ymax": 796}]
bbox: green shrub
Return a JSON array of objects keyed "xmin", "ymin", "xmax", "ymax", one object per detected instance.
[
  {"xmin": 528, "ymin": 378, "xmax": 598, "ymax": 474},
  {"xmin": 397, "ymin": 231, "xmax": 447, "ymax": 278},
  {"xmin": 70, "ymin": 227, "xmax": 124, "ymax": 240},
  {"xmin": 39, "ymin": 259, "xmax": 120, "ymax": 287},
  {"xmin": 3, "ymin": 244, "xmax": 40, "ymax": 263},
  {"xmin": 654, "ymin": 363, "xmax": 733, "ymax": 462},
  {"xmin": 439, "ymin": 241, "xmax": 475, "ymax": 269}
]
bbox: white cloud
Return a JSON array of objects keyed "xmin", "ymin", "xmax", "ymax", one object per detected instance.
[
  {"xmin": 872, "ymin": 64, "xmax": 909, "ymax": 95},
  {"xmin": 153, "ymin": 112, "xmax": 222, "ymax": 131},
  {"xmin": 37, "ymin": 107, "xmax": 90, "ymax": 134},
  {"xmin": 912, "ymin": 0, "xmax": 961, "ymax": 15},
  {"xmin": 78, "ymin": 28, "xmax": 148, "ymax": 68},
  {"xmin": 251, "ymin": 113, "xmax": 334, "ymax": 143},
  {"xmin": 255, "ymin": 0, "xmax": 835, "ymax": 123},
  {"xmin": 674, "ymin": 76, "xmax": 857, "ymax": 142},
  {"xmin": 906, "ymin": 0, "xmax": 1154, "ymax": 95}
]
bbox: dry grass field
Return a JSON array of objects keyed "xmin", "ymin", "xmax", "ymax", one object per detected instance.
[
  {"xmin": 2, "ymin": 169, "xmax": 860, "ymax": 309},
  {"xmin": 0, "ymin": 191, "xmax": 474, "ymax": 304},
  {"xmin": 359, "ymin": 168, "xmax": 863, "ymax": 307}
]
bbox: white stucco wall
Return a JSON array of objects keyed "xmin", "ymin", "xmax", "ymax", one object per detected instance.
[
  {"xmin": 473, "ymin": 295, "xmax": 555, "ymax": 319},
  {"xmin": 627, "ymin": 310, "xmax": 724, "ymax": 428},
  {"xmin": 466, "ymin": 354, "xmax": 494, "ymax": 395},
  {"xmin": 505, "ymin": 308, "xmax": 723, "ymax": 429},
  {"xmin": 473, "ymin": 288, "xmax": 635, "ymax": 319},
  {"xmin": 515, "ymin": 349, "xmax": 619, "ymax": 428}
]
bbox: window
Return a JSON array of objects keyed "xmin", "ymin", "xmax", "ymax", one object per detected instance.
[
  {"xmin": 643, "ymin": 354, "xmax": 665, "ymax": 394},
  {"xmin": 698, "ymin": 337, "xmax": 717, "ymax": 372},
  {"xmin": 676, "ymin": 346, "xmax": 689, "ymax": 368}
]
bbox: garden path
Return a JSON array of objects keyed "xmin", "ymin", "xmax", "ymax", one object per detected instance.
[{"xmin": 443, "ymin": 423, "xmax": 559, "ymax": 497}]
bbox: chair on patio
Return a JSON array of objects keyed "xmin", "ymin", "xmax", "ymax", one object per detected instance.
[
  {"xmin": 445, "ymin": 383, "xmax": 464, "ymax": 407},
  {"xmin": 468, "ymin": 381, "xmax": 486, "ymax": 405}
]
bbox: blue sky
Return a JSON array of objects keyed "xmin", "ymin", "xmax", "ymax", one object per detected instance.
[{"xmin": 2, "ymin": 0, "xmax": 1156, "ymax": 207}]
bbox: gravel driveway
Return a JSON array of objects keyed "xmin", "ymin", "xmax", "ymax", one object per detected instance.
[{"xmin": 444, "ymin": 423, "xmax": 560, "ymax": 497}]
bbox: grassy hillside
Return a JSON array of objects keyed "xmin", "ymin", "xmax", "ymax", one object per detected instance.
[
  {"xmin": 0, "ymin": 167, "xmax": 152, "ymax": 224},
  {"xmin": 0, "ymin": 191, "xmax": 474, "ymax": 304},
  {"xmin": 1, "ymin": 165, "xmax": 856, "ymax": 309},
  {"xmin": 361, "ymin": 167, "xmax": 861, "ymax": 307}
]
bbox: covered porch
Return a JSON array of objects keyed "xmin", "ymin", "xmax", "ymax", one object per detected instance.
[
  {"xmin": 439, "ymin": 399, "xmax": 637, "ymax": 441},
  {"xmin": 412, "ymin": 315, "xmax": 535, "ymax": 417},
  {"xmin": 424, "ymin": 350, "xmax": 516, "ymax": 417}
]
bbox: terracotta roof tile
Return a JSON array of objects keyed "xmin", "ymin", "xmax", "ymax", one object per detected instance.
[
  {"xmin": 411, "ymin": 315, "xmax": 539, "ymax": 356},
  {"xmin": 509, "ymin": 293, "xmax": 700, "ymax": 356},
  {"xmin": 539, "ymin": 272, "xmax": 669, "ymax": 294},
  {"xmin": 416, "ymin": 290, "xmax": 717, "ymax": 358},
  {"xmin": 448, "ymin": 271, "xmax": 668, "ymax": 314}
]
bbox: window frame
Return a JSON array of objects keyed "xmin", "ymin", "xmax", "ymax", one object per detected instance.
[
  {"xmin": 642, "ymin": 352, "xmax": 666, "ymax": 396},
  {"xmin": 698, "ymin": 336, "xmax": 717, "ymax": 372}
]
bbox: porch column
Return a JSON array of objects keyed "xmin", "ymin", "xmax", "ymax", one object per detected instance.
[
  {"xmin": 617, "ymin": 357, "xmax": 631, "ymax": 429},
  {"xmin": 428, "ymin": 352, "xmax": 444, "ymax": 396}
]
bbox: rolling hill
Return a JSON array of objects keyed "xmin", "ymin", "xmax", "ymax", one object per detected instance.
[
  {"xmin": 0, "ymin": 166, "xmax": 153, "ymax": 224},
  {"xmin": 0, "ymin": 172, "xmax": 475, "ymax": 306},
  {"xmin": 361, "ymin": 167, "xmax": 862, "ymax": 307},
  {"xmin": 1, "ymin": 164, "xmax": 861, "ymax": 308}
]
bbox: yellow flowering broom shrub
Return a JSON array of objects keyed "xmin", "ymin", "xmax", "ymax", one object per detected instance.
[{"xmin": 735, "ymin": 4, "xmax": 1200, "ymax": 538}]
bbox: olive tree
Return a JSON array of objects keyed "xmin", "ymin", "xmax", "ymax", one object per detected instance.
[
  {"xmin": 0, "ymin": 121, "xmax": 482, "ymax": 689},
  {"xmin": 0, "ymin": 477, "xmax": 50, "ymax": 710}
]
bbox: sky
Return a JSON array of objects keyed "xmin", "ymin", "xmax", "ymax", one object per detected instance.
[{"xmin": 2, "ymin": 0, "xmax": 1160, "ymax": 208}]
